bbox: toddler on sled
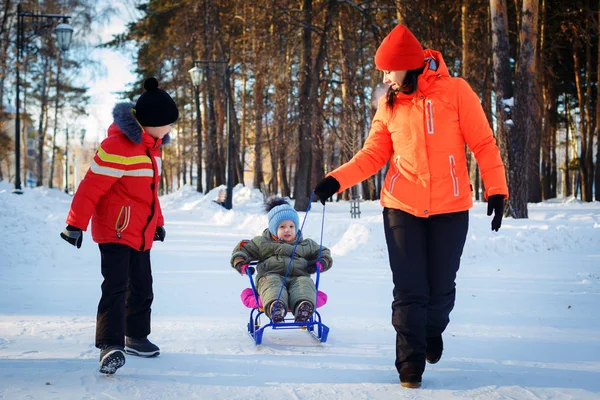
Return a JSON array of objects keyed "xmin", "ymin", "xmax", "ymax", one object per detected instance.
[{"xmin": 231, "ymin": 197, "xmax": 332, "ymax": 323}]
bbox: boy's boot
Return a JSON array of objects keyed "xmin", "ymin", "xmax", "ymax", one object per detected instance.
[
  {"xmin": 426, "ymin": 335, "xmax": 443, "ymax": 364},
  {"xmin": 269, "ymin": 300, "xmax": 287, "ymax": 324},
  {"xmin": 399, "ymin": 364, "xmax": 423, "ymax": 389},
  {"xmin": 294, "ymin": 300, "xmax": 315, "ymax": 322},
  {"xmin": 124, "ymin": 336, "xmax": 160, "ymax": 358},
  {"xmin": 99, "ymin": 345, "xmax": 126, "ymax": 374}
]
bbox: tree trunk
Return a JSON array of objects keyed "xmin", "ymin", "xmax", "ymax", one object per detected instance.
[
  {"xmin": 48, "ymin": 54, "xmax": 62, "ymax": 188},
  {"xmin": 491, "ymin": 0, "xmax": 528, "ymax": 217},
  {"xmin": 294, "ymin": 0, "xmax": 336, "ymax": 210},
  {"xmin": 582, "ymin": 6, "xmax": 594, "ymax": 202},
  {"xmin": 252, "ymin": 71, "xmax": 265, "ymax": 190},
  {"xmin": 596, "ymin": 0, "xmax": 600, "ymax": 201},
  {"xmin": 572, "ymin": 33, "xmax": 591, "ymax": 201},
  {"xmin": 294, "ymin": 0, "xmax": 313, "ymax": 210},
  {"xmin": 526, "ymin": 0, "xmax": 542, "ymax": 203},
  {"xmin": 36, "ymin": 54, "xmax": 51, "ymax": 187},
  {"xmin": 564, "ymin": 94, "xmax": 571, "ymax": 197}
]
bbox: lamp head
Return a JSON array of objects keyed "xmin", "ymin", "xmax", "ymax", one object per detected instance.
[{"xmin": 55, "ymin": 21, "xmax": 73, "ymax": 51}]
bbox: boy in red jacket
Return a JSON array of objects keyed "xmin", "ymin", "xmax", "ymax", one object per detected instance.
[{"xmin": 60, "ymin": 77, "xmax": 178, "ymax": 374}]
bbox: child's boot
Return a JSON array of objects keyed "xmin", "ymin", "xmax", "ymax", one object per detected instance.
[
  {"xmin": 124, "ymin": 336, "xmax": 160, "ymax": 358},
  {"xmin": 99, "ymin": 345, "xmax": 126, "ymax": 374},
  {"xmin": 294, "ymin": 300, "xmax": 315, "ymax": 322},
  {"xmin": 269, "ymin": 300, "xmax": 287, "ymax": 323}
]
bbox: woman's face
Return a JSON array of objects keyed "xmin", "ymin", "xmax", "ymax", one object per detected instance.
[{"xmin": 382, "ymin": 70, "xmax": 408, "ymax": 91}]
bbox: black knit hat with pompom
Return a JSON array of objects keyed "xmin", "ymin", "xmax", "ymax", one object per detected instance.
[{"xmin": 134, "ymin": 77, "xmax": 179, "ymax": 127}]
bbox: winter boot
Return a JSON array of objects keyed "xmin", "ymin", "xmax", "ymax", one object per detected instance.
[
  {"xmin": 269, "ymin": 300, "xmax": 287, "ymax": 324},
  {"xmin": 426, "ymin": 335, "xmax": 443, "ymax": 364},
  {"xmin": 124, "ymin": 336, "xmax": 160, "ymax": 358},
  {"xmin": 399, "ymin": 364, "xmax": 423, "ymax": 389},
  {"xmin": 294, "ymin": 300, "xmax": 315, "ymax": 322},
  {"xmin": 99, "ymin": 345, "xmax": 126, "ymax": 375}
]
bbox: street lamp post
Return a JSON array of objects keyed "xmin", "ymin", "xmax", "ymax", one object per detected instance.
[
  {"xmin": 188, "ymin": 60, "xmax": 233, "ymax": 210},
  {"xmin": 13, "ymin": 4, "xmax": 73, "ymax": 194},
  {"xmin": 188, "ymin": 65, "xmax": 203, "ymax": 194},
  {"xmin": 64, "ymin": 126, "xmax": 69, "ymax": 194}
]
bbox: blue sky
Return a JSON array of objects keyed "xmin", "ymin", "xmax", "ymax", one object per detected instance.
[{"xmin": 79, "ymin": 3, "xmax": 137, "ymax": 144}]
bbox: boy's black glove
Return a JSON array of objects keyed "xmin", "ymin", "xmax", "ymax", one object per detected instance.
[
  {"xmin": 154, "ymin": 226, "xmax": 166, "ymax": 241},
  {"xmin": 487, "ymin": 195, "xmax": 505, "ymax": 232},
  {"xmin": 307, "ymin": 260, "xmax": 323, "ymax": 274},
  {"xmin": 314, "ymin": 176, "xmax": 340, "ymax": 205},
  {"xmin": 60, "ymin": 225, "xmax": 83, "ymax": 248}
]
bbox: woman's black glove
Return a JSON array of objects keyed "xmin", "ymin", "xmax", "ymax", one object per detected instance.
[
  {"xmin": 154, "ymin": 226, "xmax": 166, "ymax": 242},
  {"xmin": 60, "ymin": 225, "xmax": 83, "ymax": 248},
  {"xmin": 487, "ymin": 195, "xmax": 505, "ymax": 232},
  {"xmin": 314, "ymin": 176, "xmax": 340, "ymax": 205}
]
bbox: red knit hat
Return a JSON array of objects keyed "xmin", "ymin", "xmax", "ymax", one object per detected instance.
[{"xmin": 375, "ymin": 24, "xmax": 424, "ymax": 71}]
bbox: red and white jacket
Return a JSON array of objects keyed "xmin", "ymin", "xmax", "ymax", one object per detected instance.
[{"xmin": 66, "ymin": 102, "xmax": 168, "ymax": 251}]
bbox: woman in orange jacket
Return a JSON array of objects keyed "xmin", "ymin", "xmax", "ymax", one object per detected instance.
[{"xmin": 314, "ymin": 24, "xmax": 508, "ymax": 388}]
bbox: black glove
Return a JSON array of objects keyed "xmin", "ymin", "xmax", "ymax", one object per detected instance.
[
  {"xmin": 314, "ymin": 176, "xmax": 340, "ymax": 205},
  {"xmin": 60, "ymin": 225, "xmax": 83, "ymax": 248},
  {"xmin": 307, "ymin": 260, "xmax": 322, "ymax": 274},
  {"xmin": 487, "ymin": 194, "xmax": 505, "ymax": 232},
  {"xmin": 154, "ymin": 226, "xmax": 166, "ymax": 242}
]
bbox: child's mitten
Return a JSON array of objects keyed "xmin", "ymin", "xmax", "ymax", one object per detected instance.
[
  {"xmin": 154, "ymin": 226, "xmax": 166, "ymax": 241},
  {"xmin": 60, "ymin": 225, "xmax": 83, "ymax": 248},
  {"xmin": 307, "ymin": 260, "xmax": 323, "ymax": 274}
]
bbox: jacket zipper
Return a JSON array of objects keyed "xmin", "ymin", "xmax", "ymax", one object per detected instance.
[
  {"xmin": 449, "ymin": 155, "xmax": 459, "ymax": 196},
  {"xmin": 425, "ymin": 99, "xmax": 434, "ymax": 135},
  {"xmin": 140, "ymin": 149, "xmax": 157, "ymax": 250}
]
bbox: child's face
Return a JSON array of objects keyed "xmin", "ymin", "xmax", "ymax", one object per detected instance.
[
  {"xmin": 277, "ymin": 220, "xmax": 297, "ymax": 242},
  {"xmin": 144, "ymin": 124, "xmax": 171, "ymax": 139}
]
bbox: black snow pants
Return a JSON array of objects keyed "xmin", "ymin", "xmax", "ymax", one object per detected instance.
[
  {"xmin": 382, "ymin": 208, "xmax": 469, "ymax": 375},
  {"xmin": 96, "ymin": 243, "xmax": 154, "ymax": 348}
]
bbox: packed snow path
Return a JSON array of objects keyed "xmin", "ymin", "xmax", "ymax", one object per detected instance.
[{"xmin": 1, "ymin": 182, "xmax": 599, "ymax": 399}]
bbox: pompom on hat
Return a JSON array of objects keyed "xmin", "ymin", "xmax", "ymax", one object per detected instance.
[
  {"xmin": 266, "ymin": 198, "xmax": 300, "ymax": 237},
  {"xmin": 374, "ymin": 24, "xmax": 425, "ymax": 71},
  {"xmin": 134, "ymin": 77, "xmax": 179, "ymax": 127}
]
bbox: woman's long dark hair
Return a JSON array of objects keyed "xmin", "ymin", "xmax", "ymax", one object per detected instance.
[{"xmin": 386, "ymin": 66, "xmax": 425, "ymax": 109}]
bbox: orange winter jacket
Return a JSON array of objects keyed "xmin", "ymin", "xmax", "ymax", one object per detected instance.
[{"xmin": 329, "ymin": 49, "xmax": 508, "ymax": 218}]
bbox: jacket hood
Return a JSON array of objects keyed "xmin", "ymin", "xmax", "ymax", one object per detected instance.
[
  {"xmin": 111, "ymin": 102, "xmax": 171, "ymax": 145},
  {"xmin": 422, "ymin": 49, "xmax": 450, "ymax": 78},
  {"xmin": 392, "ymin": 49, "xmax": 450, "ymax": 101}
]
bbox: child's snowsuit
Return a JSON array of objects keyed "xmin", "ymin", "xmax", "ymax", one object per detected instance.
[{"xmin": 231, "ymin": 229, "xmax": 332, "ymax": 316}]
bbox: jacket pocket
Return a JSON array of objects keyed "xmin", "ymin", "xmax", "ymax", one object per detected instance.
[
  {"xmin": 388, "ymin": 155, "xmax": 402, "ymax": 194},
  {"xmin": 114, "ymin": 205, "xmax": 131, "ymax": 238},
  {"xmin": 449, "ymin": 155, "xmax": 459, "ymax": 197}
]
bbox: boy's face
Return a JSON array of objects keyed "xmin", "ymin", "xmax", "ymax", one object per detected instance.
[
  {"xmin": 144, "ymin": 124, "xmax": 171, "ymax": 139},
  {"xmin": 277, "ymin": 220, "xmax": 297, "ymax": 242}
]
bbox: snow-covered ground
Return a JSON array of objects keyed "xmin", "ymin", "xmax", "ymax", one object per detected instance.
[{"xmin": 1, "ymin": 180, "xmax": 599, "ymax": 399}]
